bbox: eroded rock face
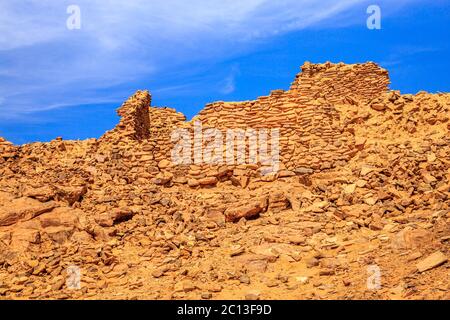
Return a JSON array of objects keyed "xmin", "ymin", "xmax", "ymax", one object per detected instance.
[
  {"xmin": 0, "ymin": 62, "xmax": 449, "ymax": 300},
  {"xmin": 0, "ymin": 198, "xmax": 57, "ymax": 227}
]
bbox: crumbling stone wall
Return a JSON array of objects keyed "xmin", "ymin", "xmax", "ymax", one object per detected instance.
[
  {"xmin": 290, "ymin": 61, "xmax": 390, "ymax": 104},
  {"xmin": 194, "ymin": 93, "xmax": 354, "ymax": 173},
  {"xmin": 0, "ymin": 62, "xmax": 395, "ymax": 189},
  {"xmin": 110, "ymin": 62, "xmax": 389, "ymax": 187},
  {"xmin": 185, "ymin": 62, "xmax": 387, "ymax": 173},
  {"xmin": 102, "ymin": 90, "xmax": 151, "ymax": 142},
  {"xmin": 148, "ymin": 107, "xmax": 187, "ymax": 163}
]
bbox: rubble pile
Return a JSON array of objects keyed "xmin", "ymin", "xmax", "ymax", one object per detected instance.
[{"xmin": 0, "ymin": 62, "xmax": 448, "ymax": 300}]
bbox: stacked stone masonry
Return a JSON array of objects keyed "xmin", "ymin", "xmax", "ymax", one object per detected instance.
[
  {"xmin": 139, "ymin": 62, "xmax": 391, "ymax": 185},
  {"xmin": 101, "ymin": 90, "xmax": 151, "ymax": 142},
  {"xmin": 1, "ymin": 62, "xmax": 447, "ymax": 191}
]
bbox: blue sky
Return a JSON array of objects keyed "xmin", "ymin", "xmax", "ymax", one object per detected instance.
[{"xmin": 0, "ymin": 0, "xmax": 449, "ymax": 144}]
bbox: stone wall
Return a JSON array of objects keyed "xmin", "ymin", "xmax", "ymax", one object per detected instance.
[
  {"xmin": 194, "ymin": 91, "xmax": 355, "ymax": 172},
  {"xmin": 148, "ymin": 107, "xmax": 187, "ymax": 163},
  {"xmin": 97, "ymin": 62, "xmax": 389, "ymax": 187},
  {"xmin": 101, "ymin": 90, "xmax": 151, "ymax": 142},
  {"xmin": 0, "ymin": 62, "xmax": 395, "ymax": 189},
  {"xmin": 289, "ymin": 61, "xmax": 390, "ymax": 104},
  {"xmin": 168, "ymin": 62, "xmax": 390, "ymax": 177}
]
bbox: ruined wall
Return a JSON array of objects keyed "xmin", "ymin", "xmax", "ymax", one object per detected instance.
[
  {"xmin": 0, "ymin": 62, "xmax": 394, "ymax": 189},
  {"xmin": 101, "ymin": 90, "xmax": 151, "ymax": 142},
  {"xmin": 195, "ymin": 93, "xmax": 355, "ymax": 173},
  {"xmin": 180, "ymin": 62, "xmax": 389, "ymax": 174},
  {"xmin": 100, "ymin": 62, "xmax": 388, "ymax": 187},
  {"xmin": 86, "ymin": 62, "xmax": 392, "ymax": 187},
  {"xmin": 289, "ymin": 61, "xmax": 390, "ymax": 104},
  {"xmin": 148, "ymin": 107, "xmax": 187, "ymax": 163}
]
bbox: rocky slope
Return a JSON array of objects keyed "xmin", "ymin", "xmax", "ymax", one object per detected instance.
[{"xmin": 0, "ymin": 62, "xmax": 448, "ymax": 300}]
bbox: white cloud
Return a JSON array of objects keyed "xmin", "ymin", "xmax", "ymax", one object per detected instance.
[{"xmin": 0, "ymin": 0, "xmax": 422, "ymax": 119}]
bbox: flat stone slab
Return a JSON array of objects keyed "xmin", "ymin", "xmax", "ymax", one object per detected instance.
[{"xmin": 416, "ymin": 251, "xmax": 448, "ymax": 272}]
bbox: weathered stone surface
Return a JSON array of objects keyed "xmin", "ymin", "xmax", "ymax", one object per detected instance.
[
  {"xmin": 55, "ymin": 185, "xmax": 87, "ymax": 205},
  {"xmin": 45, "ymin": 226, "xmax": 75, "ymax": 244},
  {"xmin": 416, "ymin": 251, "xmax": 448, "ymax": 272},
  {"xmin": 224, "ymin": 197, "xmax": 268, "ymax": 222},
  {"xmin": 22, "ymin": 186, "xmax": 56, "ymax": 202},
  {"xmin": 198, "ymin": 177, "xmax": 218, "ymax": 186},
  {"xmin": 392, "ymin": 227, "xmax": 434, "ymax": 250},
  {"xmin": 39, "ymin": 207, "xmax": 81, "ymax": 228},
  {"xmin": 95, "ymin": 208, "xmax": 136, "ymax": 227},
  {"xmin": 10, "ymin": 229, "xmax": 41, "ymax": 247},
  {"xmin": 0, "ymin": 198, "xmax": 57, "ymax": 227}
]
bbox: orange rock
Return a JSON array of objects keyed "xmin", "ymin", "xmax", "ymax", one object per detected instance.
[{"xmin": 224, "ymin": 197, "xmax": 268, "ymax": 222}]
